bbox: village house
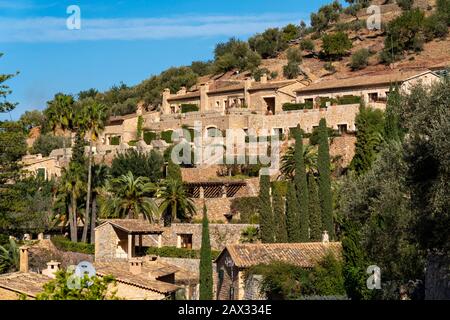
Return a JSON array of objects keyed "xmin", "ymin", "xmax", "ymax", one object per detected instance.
[
  {"xmin": 295, "ymin": 69, "xmax": 440, "ymax": 109},
  {"xmin": 214, "ymin": 239, "xmax": 342, "ymax": 300}
]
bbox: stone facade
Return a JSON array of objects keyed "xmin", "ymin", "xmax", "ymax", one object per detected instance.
[{"xmin": 144, "ymin": 223, "xmax": 257, "ymax": 251}]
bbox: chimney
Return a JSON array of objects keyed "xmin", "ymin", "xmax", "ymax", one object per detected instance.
[
  {"xmin": 19, "ymin": 246, "xmax": 30, "ymax": 273},
  {"xmin": 129, "ymin": 258, "xmax": 143, "ymax": 275},
  {"xmin": 162, "ymin": 88, "xmax": 171, "ymax": 114},
  {"xmin": 42, "ymin": 260, "xmax": 61, "ymax": 279},
  {"xmin": 177, "ymin": 86, "xmax": 187, "ymax": 95},
  {"xmin": 322, "ymin": 231, "xmax": 330, "ymax": 244},
  {"xmin": 260, "ymin": 73, "xmax": 268, "ymax": 84}
]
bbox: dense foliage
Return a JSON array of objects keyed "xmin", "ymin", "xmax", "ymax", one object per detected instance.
[
  {"xmin": 199, "ymin": 204, "xmax": 213, "ymax": 300},
  {"xmin": 110, "ymin": 149, "xmax": 164, "ymax": 182}
]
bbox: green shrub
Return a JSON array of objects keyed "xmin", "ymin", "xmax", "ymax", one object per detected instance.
[
  {"xmin": 128, "ymin": 140, "xmax": 138, "ymax": 146},
  {"xmin": 109, "ymin": 136, "xmax": 120, "ymax": 146},
  {"xmin": 161, "ymin": 130, "xmax": 174, "ymax": 143},
  {"xmin": 252, "ymin": 68, "xmax": 271, "ymax": 81},
  {"xmin": 51, "ymin": 236, "xmax": 94, "ymax": 254},
  {"xmin": 321, "ymin": 32, "xmax": 352, "ymax": 59},
  {"xmin": 230, "ymin": 197, "xmax": 260, "ymax": 224},
  {"xmin": 286, "ymin": 47, "xmax": 302, "ymax": 64},
  {"xmin": 283, "ymin": 62, "xmax": 301, "ymax": 79},
  {"xmin": 143, "ymin": 131, "xmax": 157, "ymax": 144},
  {"xmin": 396, "ymin": 0, "xmax": 414, "ymax": 10},
  {"xmin": 31, "ymin": 134, "xmax": 71, "ymax": 157},
  {"xmin": 146, "ymin": 246, "xmax": 220, "ymax": 260},
  {"xmin": 381, "ymin": 8, "xmax": 426, "ymax": 63},
  {"xmin": 424, "ymin": 14, "xmax": 449, "ymax": 40},
  {"xmin": 180, "ymin": 104, "xmax": 199, "ymax": 113},
  {"xmin": 300, "ymin": 39, "xmax": 315, "ymax": 51},
  {"xmin": 282, "ymin": 102, "xmax": 314, "ymax": 111},
  {"xmin": 337, "ymin": 95, "xmax": 362, "ymax": 105},
  {"xmin": 350, "ymin": 49, "xmax": 370, "ymax": 71}
]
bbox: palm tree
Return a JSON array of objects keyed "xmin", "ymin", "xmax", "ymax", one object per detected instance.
[
  {"xmin": 45, "ymin": 94, "xmax": 75, "ymax": 161},
  {"xmin": 157, "ymin": 178, "xmax": 196, "ymax": 226},
  {"xmin": 76, "ymin": 100, "xmax": 107, "ymax": 243},
  {"xmin": 59, "ymin": 165, "xmax": 85, "ymax": 242},
  {"xmin": 0, "ymin": 238, "xmax": 19, "ymax": 273},
  {"xmin": 279, "ymin": 144, "xmax": 318, "ymax": 179},
  {"xmin": 90, "ymin": 164, "xmax": 109, "ymax": 244},
  {"xmin": 101, "ymin": 172, "xmax": 158, "ymax": 221}
]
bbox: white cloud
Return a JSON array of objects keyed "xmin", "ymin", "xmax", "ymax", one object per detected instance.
[{"xmin": 0, "ymin": 13, "xmax": 308, "ymax": 42}]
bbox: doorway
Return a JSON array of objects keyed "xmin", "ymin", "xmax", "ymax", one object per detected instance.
[{"xmin": 264, "ymin": 97, "xmax": 276, "ymax": 115}]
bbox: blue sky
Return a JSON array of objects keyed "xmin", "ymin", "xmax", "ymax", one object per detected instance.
[{"xmin": 0, "ymin": 0, "xmax": 329, "ymax": 120}]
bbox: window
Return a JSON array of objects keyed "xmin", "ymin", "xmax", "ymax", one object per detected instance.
[
  {"xmin": 216, "ymin": 101, "xmax": 220, "ymax": 108},
  {"xmin": 338, "ymin": 124, "xmax": 348, "ymax": 134},
  {"xmin": 368, "ymin": 92, "xmax": 378, "ymax": 102},
  {"xmin": 180, "ymin": 234, "xmax": 193, "ymax": 249},
  {"xmin": 305, "ymin": 98, "xmax": 314, "ymax": 103}
]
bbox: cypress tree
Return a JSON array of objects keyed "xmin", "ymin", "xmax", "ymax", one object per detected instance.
[
  {"xmin": 286, "ymin": 183, "xmax": 300, "ymax": 242},
  {"xmin": 308, "ymin": 174, "xmax": 322, "ymax": 241},
  {"xmin": 317, "ymin": 118, "xmax": 334, "ymax": 239},
  {"xmin": 199, "ymin": 203, "xmax": 213, "ymax": 300},
  {"xmin": 294, "ymin": 126, "xmax": 309, "ymax": 241},
  {"xmin": 259, "ymin": 174, "xmax": 275, "ymax": 243},
  {"xmin": 272, "ymin": 184, "xmax": 288, "ymax": 243},
  {"xmin": 384, "ymin": 83, "xmax": 402, "ymax": 142}
]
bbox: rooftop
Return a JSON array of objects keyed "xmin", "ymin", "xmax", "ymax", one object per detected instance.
[
  {"xmin": 217, "ymin": 242, "xmax": 342, "ymax": 268},
  {"xmin": 97, "ymin": 219, "xmax": 165, "ymax": 234},
  {"xmin": 94, "ymin": 260, "xmax": 180, "ymax": 294},
  {"xmin": 0, "ymin": 272, "xmax": 50, "ymax": 298},
  {"xmin": 295, "ymin": 70, "xmax": 434, "ymax": 93}
]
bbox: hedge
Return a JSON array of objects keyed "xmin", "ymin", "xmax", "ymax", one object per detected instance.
[
  {"xmin": 146, "ymin": 246, "xmax": 220, "ymax": 260},
  {"xmin": 51, "ymin": 236, "xmax": 95, "ymax": 254},
  {"xmin": 181, "ymin": 104, "xmax": 199, "ymax": 113},
  {"xmin": 282, "ymin": 102, "xmax": 314, "ymax": 111},
  {"xmin": 128, "ymin": 140, "xmax": 138, "ymax": 146},
  {"xmin": 161, "ymin": 130, "xmax": 173, "ymax": 143},
  {"xmin": 144, "ymin": 131, "xmax": 157, "ymax": 144}
]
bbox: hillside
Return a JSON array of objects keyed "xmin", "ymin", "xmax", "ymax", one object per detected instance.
[{"xmin": 204, "ymin": 0, "xmax": 449, "ymax": 85}]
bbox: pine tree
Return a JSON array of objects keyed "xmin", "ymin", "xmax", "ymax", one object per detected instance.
[
  {"xmin": 199, "ymin": 203, "xmax": 213, "ymax": 300},
  {"xmin": 308, "ymin": 174, "xmax": 322, "ymax": 241},
  {"xmin": 286, "ymin": 183, "xmax": 300, "ymax": 242},
  {"xmin": 294, "ymin": 126, "xmax": 309, "ymax": 241},
  {"xmin": 272, "ymin": 184, "xmax": 288, "ymax": 243},
  {"xmin": 259, "ymin": 174, "xmax": 274, "ymax": 243},
  {"xmin": 317, "ymin": 118, "xmax": 334, "ymax": 239}
]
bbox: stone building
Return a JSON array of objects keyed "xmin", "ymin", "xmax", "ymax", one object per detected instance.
[
  {"xmin": 20, "ymin": 154, "xmax": 62, "ymax": 180},
  {"xmin": 295, "ymin": 69, "xmax": 440, "ymax": 108},
  {"xmin": 95, "ymin": 219, "xmax": 257, "ymax": 254},
  {"xmin": 214, "ymin": 241, "xmax": 342, "ymax": 300}
]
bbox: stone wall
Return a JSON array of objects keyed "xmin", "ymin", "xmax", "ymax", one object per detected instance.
[
  {"xmin": 244, "ymin": 274, "xmax": 266, "ymax": 300},
  {"xmin": 329, "ymin": 134, "xmax": 357, "ymax": 168},
  {"xmin": 0, "ymin": 287, "xmax": 23, "ymax": 300},
  {"xmin": 192, "ymin": 198, "xmax": 234, "ymax": 222},
  {"xmin": 145, "ymin": 223, "xmax": 257, "ymax": 251}
]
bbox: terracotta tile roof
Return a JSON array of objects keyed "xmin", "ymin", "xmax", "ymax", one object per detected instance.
[
  {"xmin": 0, "ymin": 272, "xmax": 50, "ymax": 297},
  {"xmin": 167, "ymin": 91, "xmax": 201, "ymax": 101},
  {"xmin": 248, "ymin": 80, "xmax": 297, "ymax": 91},
  {"xmin": 97, "ymin": 219, "xmax": 164, "ymax": 234},
  {"xmin": 295, "ymin": 70, "xmax": 433, "ymax": 93},
  {"xmin": 218, "ymin": 242, "xmax": 342, "ymax": 268},
  {"xmin": 94, "ymin": 261, "xmax": 180, "ymax": 294},
  {"xmin": 208, "ymin": 83, "xmax": 245, "ymax": 95}
]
